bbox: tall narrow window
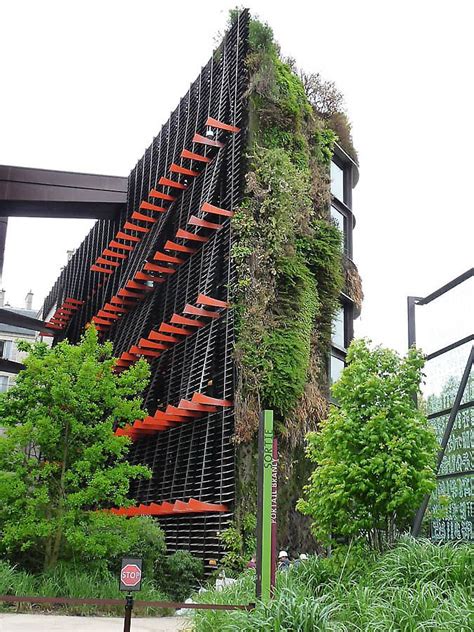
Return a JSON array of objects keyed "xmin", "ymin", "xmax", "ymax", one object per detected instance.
[
  {"xmin": 330, "ymin": 161, "xmax": 345, "ymax": 202},
  {"xmin": 0, "ymin": 341, "xmax": 12, "ymax": 359},
  {"xmin": 330, "ymin": 354, "xmax": 345, "ymax": 385},
  {"xmin": 332, "ymin": 306, "xmax": 345, "ymax": 349},
  {"xmin": 331, "ymin": 205, "xmax": 345, "ymax": 248},
  {"xmin": 0, "ymin": 376, "xmax": 8, "ymax": 392},
  {"xmin": 1, "ymin": 341, "xmax": 13, "ymax": 360}
]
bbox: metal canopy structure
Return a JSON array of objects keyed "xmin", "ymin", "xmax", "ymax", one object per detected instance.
[
  {"xmin": 408, "ymin": 268, "xmax": 474, "ymax": 540},
  {"xmin": 0, "ymin": 165, "xmax": 127, "ymax": 219},
  {"xmin": 0, "ymin": 164, "xmax": 128, "ymax": 282}
]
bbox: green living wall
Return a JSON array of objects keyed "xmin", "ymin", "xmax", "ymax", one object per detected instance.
[{"xmin": 231, "ymin": 13, "xmax": 362, "ymax": 549}]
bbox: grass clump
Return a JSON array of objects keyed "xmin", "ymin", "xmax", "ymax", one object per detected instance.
[{"xmin": 193, "ymin": 539, "xmax": 474, "ymax": 631}]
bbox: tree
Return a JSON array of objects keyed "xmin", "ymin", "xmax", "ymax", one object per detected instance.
[
  {"xmin": 298, "ymin": 71, "xmax": 345, "ymax": 117},
  {"xmin": 0, "ymin": 327, "xmax": 155, "ymax": 571},
  {"xmin": 297, "ymin": 339, "xmax": 438, "ymax": 549}
]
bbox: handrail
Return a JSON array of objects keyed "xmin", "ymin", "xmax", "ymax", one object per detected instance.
[{"xmin": 0, "ymin": 594, "xmax": 254, "ymax": 611}]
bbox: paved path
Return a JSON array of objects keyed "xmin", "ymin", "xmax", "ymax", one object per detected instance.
[{"xmin": 0, "ymin": 613, "xmax": 191, "ymax": 631}]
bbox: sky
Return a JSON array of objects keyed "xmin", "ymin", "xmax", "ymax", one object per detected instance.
[{"xmin": 1, "ymin": 0, "xmax": 472, "ymax": 353}]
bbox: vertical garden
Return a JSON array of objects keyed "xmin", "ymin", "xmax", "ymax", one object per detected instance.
[{"xmin": 231, "ymin": 13, "xmax": 362, "ymax": 548}]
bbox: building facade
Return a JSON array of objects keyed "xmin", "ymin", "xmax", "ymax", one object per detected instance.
[
  {"xmin": 39, "ymin": 11, "xmax": 361, "ymax": 566},
  {"xmin": 0, "ymin": 291, "xmax": 37, "ymax": 393},
  {"xmin": 330, "ymin": 144, "xmax": 360, "ymax": 388}
]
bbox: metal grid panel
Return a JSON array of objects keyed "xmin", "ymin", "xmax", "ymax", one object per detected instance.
[{"xmin": 40, "ymin": 10, "xmax": 249, "ymax": 566}]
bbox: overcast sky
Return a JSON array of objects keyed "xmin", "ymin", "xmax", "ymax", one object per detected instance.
[{"xmin": 1, "ymin": 0, "xmax": 472, "ymax": 353}]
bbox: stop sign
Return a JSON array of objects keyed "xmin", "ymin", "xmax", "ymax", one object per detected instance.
[
  {"xmin": 122, "ymin": 564, "xmax": 141, "ymax": 587},
  {"xmin": 120, "ymin": 557, "xmax": 143, "ymax": 592}
]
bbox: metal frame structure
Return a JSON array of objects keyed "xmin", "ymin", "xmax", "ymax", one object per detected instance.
[
  {"xmin": 35, "ymin": 11, "xmax": 250, "ymax": 568},
  {"xmin": 408, "ymin": 268, "xmax": 474, "ymax": 537}
]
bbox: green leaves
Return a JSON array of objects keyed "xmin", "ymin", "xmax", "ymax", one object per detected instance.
[
  {"xmin": 0, "ymin": 326, "xmax": 152, "ymax": 571},
  {"xmin": 231, "ymin": 18, "xmax": 346, "ymax": 443},
  {"xmin": 298, "ymin": 339, "xmax": 438, "ymax": 548}
]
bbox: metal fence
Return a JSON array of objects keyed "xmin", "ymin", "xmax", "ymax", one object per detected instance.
[{"xmin": 408, "ymin": 269, "xmax": 474, "ymax": 539}]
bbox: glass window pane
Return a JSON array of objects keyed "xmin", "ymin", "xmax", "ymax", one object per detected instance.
[
  {"xmin": 3, "ymin": 341, "xmax": 12, "ymax": 360},
  {"xmin": 332, "ymin": 307, "xmax": 345, "ymax": 348},
  {"xmin": 0, "ymin": 376, "xmax": 8, "ymax": 392},
  {"xmin": 331, "ymin": 206, "xmax": 346, "ymax": 253},
  {"xmin": 331, "ymin": 204, "xmax": 344, "ymax": 230},
  {"xmin": 331, "ymin": 161, "xmax": 345, "ymax": 201},
  {"xmin": 330, "ymin": 355, "xmax": 345, "ymax": 385}
]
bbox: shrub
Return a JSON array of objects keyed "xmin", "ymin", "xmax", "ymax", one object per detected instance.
[
  {"xmin": 156, "ymin": 550, "xmax": 204, "ymax": 602},
  {"xmin": 218, "ymin": 514, "xmax": 257, "ymax": 573}
]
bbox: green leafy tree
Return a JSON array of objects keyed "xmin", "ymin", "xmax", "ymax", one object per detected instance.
[
  {"xmin": 0, "ymin": 327, "xmax": 154, "ymax": 571},
  {"xmin": 297, "ymin": 339, "xmax": 438, "ymax": 549}
]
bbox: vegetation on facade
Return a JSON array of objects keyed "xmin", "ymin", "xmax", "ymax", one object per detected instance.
[
  {"xmin": 218, "ymin": 514, "xmax": 257, "ymax": 573},
  {"xmin": 298, "ymin": 339, "xmax": 438, "ymax": 549},
  {"xmin": 229, "ymin": 12, "xmax": 362, "ymax": 549},
  {"xmin": 232, "ymin": 15, "xmax": 358, "ymax": 444}
]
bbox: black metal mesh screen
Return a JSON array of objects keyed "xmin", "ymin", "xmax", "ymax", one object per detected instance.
[{"xmin": 40, "ymin": 11, "xmax": 249, "ymax": 567}]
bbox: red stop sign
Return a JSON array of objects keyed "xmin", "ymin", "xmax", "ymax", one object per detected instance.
[{"xmin": 121, "ymin": 564, "xmax": 142, "ymax": 587}]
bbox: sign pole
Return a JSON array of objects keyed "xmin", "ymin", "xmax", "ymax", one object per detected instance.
[
  {"xmin": 255, "ymin": 409, "xmax": 274, "ymax": 602},
  {"xmin": 270, "ymin": 437, "xmax": 278, "ymax": 594},
  {"xmin": 123, "ymin": 593, "xmax": 133, "ymax": 632},
  {"xmin": 120, "ymin": 556, "xmax": 142, "ymax": 632}
]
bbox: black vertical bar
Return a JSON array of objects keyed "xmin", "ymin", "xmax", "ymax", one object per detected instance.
[
  {"xmin": 123, "ymin": 594, "xmax": 133, "ymax": 632},
  {"xmin": 412, "ymin": 346, "xmax": 474, "ymax": 537},
  {"xmin": 407, "ymin": 296, "xmax": 420, "ymax": 348},
  {"xmin": 0, "ymin": 217, "xmax": 8, "ymax": 284}
]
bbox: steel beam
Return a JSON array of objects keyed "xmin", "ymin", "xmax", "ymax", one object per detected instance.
[{"xmin": 0, "ymin": 165, "xmax": 127, "ymax": 219}]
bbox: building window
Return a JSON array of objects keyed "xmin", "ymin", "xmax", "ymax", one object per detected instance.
[
  {"xmin": 330, "ymin": 204, "xmax": 344, "ymax": 232},
  {"xmin": 330, "ymin": 354, "xmax": 345, "ymax": 385},
  {"xmin": 0, "ymin": 340, "xmax": 12, "ymax": 360},
  {"xmin": 332, "ymin": 307, "xmax": 345, "ymax": 349},
  {"xmin": 331, "ymin": 204, "xmax": 346, "ymax": 250},
  {"xmin": 0, "ymin": 376, "xmax": 8, "ymax": 392},
  {"xmin": 330, "ymin": 160, "xmax": 345, "ymax": 202}
]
